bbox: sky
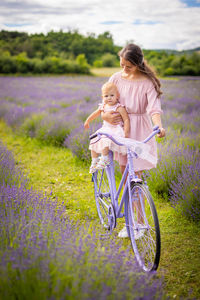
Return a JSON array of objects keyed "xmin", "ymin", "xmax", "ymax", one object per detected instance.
[{"xmin": 0, "ymin": 0, "xmax": 200, "ymax": 50}]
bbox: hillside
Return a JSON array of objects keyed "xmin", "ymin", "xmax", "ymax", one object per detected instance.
[
  {"xmin": 148, "ymin": 47, "xmax": 200, "ymax": 54},
  {"xmin": 0, "ymin": 30, "xmax": 200, "ymax": 76}
]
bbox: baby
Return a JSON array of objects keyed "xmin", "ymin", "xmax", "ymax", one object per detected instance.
[{"xmin": 84, "ymin": 82, "xmax": 130, "ymax": 173}]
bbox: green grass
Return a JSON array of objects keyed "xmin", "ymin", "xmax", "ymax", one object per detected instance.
[
  {"xmin": 0, "ymin": 121, "xmax": 96, "ymax": 223},
  {"xmin": 0, "ymin": 120, "xmax": 200, "ymax": 299},
  {"xmin": 91, "ymin": 67, "xmax": 121, "ymax": 77},
  {"xmin": 90, "ymin": 67, "xmax": 180, "ymax": 80}
]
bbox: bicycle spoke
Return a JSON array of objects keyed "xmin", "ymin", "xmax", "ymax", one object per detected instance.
[
  {"xmin": 98, "ymin": 197, "xmax": 110, "ymax": 210},
  {"xmin": 127, "ymin": 183, "xmax": 160, "ymax": 272},
  {"xmin": 93, "ymin": 169, "xmax": 115, "ymax": 230}
]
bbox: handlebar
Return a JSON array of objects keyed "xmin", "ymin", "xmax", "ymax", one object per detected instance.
[
  {"xmin": 89, "ymin": 132, "xmax": 98, "ymax": 140},
  {"xmin": 143, "ymin": 125, "xmax": 160, "ymax": 143},
  {"xmin": 89, "ymin": 125, "xmax": 160, "ymax": 146}
]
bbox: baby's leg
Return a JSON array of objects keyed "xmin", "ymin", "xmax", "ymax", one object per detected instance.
[
  {"xmin": 102, "ymin": 147, "xmax": 109, "ymax": 156},
  {"xmin": 89, "ymin": 150, "xmax": 99, "ymax": 173},
  {"xmin": 91, "ymin": 150, "xmax": 99, "ymax": 158},
  {"xmin": 96, "ymin": 147, "xmax": 110, "ymax": 169}
]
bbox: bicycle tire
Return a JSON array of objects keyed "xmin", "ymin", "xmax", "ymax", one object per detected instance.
[
  {"xmin": 92, "ymin": 169, "xmax": 116, "ymax": 231},
  {"xmin": 127, "ymin": 182, "xmax": 161, "ymax": 272}
]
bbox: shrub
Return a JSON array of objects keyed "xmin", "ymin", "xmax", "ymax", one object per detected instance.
[
  {"xmin": 93, "ymin": 59, "xmax": 103, "ymax": 68},
  {"xmin": 4, "ymin": 105, "xmax": 34, "ymax": 129},
  {"xmin": 20, "ymin": 113, "xmax": 45, "ymax": 138},
  {"xmin": 64, "ymin": 125, "xmax": 91, "ymax": 162},
  {"xmin": 0, "ymin": 143, "xmax": 164, "ymax": 300},
  {"xmin": 147, "ymin": 143, "xmax": 198, "ymax": 201},
  {"xmin": 31, "ymin": 58, "xmax": 46, "ymax": 73},
  {"xmin": 163, "ymin": 67, "xmax": 174, "ymax": 76},
  {"xmin": 101, "ymin": 53, "xmax": 117, "ymax": 67},
  {"xmin": 0, "ymin": 52, "xmax": 90, "ymax": 74},
  {"xmin": 64, "ymin": 121, "xmax": 101, "ymax": 162},
  {"xmin": 0, "ymin": 55, "xmax": 17, "ymax": 73},
  {"xmin": 35, "ymin": 116, "xmax": 72, "ymax": 147},
  {"xmin": 15, "ymin": 52, "xmax": 31, "ymax": 73},
  {"xmin": 170, "ymin": 159, "xmax": 200, "ymax": 223},
  {"xmin": 0, "ymin": 182, "xmax": 163, "ymax": 299},
  {"xmin": 182, "ymin": 65, "xmax": 197, "ymax": 76},
  {"xmin": 0, "ymin": 141, "xmax": 26, "ymax": 187},
  {"xmin": 76, "ymin": 53, "xmax": 88, "ymax": 66}
]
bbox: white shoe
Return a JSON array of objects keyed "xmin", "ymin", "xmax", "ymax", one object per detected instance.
[
  {"xmin": 96, "ymin": 156, "xmax": 110, "ymax": 170},
  {"xmin": 89, "ymin": 163, "xmax": 97, "ymax": 173},
  {"xmin": 134, "ymin": 224, "xmax": 145, "ymax": 240},
  {"xmin": 118, "ymin": 224, "xmax": 145, "ymax": 239},
  {"xmin": 118, "ymin": 226, "xmax": 129, "ymax": 238},
  {"xmin": 89, "ymin": 158, "xmax": 99, "ymax": 173}
]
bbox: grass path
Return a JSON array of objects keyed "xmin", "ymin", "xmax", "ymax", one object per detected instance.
[
  {"xmin": 0, "ymin": 120, "xmax": 200, "ymax": 299},
  {"xmin": 0, "ymin": 121, "xmax": 97, "ymax": 221}
]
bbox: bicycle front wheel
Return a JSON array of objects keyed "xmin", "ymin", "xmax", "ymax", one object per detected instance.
[
  {"xmin": 92, "ymin": 169, "xmax": 116, "ymax": 231},
  {"xmin": 127, "ymin": 183, "xmax": 161, "ymax": 272}
]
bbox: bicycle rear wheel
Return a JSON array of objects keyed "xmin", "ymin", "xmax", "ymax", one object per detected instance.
[
  {"xmin": 92, "ymin": 169, "xmax": 116, "ymax": 231},
  {"xmin": 127, "ymin": 183, "xmax": 161, "ymax": 272}
]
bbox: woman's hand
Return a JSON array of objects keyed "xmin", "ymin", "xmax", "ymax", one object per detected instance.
[
  {"xmin": 151, "ymin": 114, "xmax": 165, "ymax": 138},
  {"xmin": 102, "ymin": 111, "xmax": 123, "ymax": 125},
  {"xmin": 157, "ymin": 127, "xmax": 165, "ymax": 138}
]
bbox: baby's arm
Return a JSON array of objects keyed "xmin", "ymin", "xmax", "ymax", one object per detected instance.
[
  {"xmin": 117, "ymin": 106, "xmax": 130, "ymax": 138},
  {"xmin": 84, "ymin": 109, "xmax": 101, "ymax": 129}
]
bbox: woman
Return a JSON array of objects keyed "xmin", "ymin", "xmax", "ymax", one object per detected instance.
[{"xmin": 101, "ymin": 43, "xmax": 165, "ymax": 238}]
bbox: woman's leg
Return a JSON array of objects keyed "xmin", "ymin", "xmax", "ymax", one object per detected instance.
[
  {"xmin": 133, "ymin": 171, "xmax": 144, "ymax": 224},
  {"xmin": 120, "ymin": 165, "xmax": 142, "ymax": 179},
  {"xmin": 120, "ymin": 164, "xmax": 126, "ymax": 174},
  {"xmin": 118, "ymin": 166, "xmax": 144, "ymax": 238}
]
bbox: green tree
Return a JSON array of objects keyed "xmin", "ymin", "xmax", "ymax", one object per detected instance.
[{"xmin": 101, "ymin": 53, "xmax": 117, "ymax": 67}]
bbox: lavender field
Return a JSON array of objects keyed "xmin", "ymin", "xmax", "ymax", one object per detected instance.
[
  {"xmin": 0, "ymin": 75, "xmax": 200, "ymax": 221},
  {"xmin": 1, "ymin": 140, "xmax": 165, "ymax": 299},
  {"xmin": 0, "ymin": 75, "xmax": 200, "ymax": 299}
]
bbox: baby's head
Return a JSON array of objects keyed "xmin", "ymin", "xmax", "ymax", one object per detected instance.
[{"xmin": 101, "ymin": 82, "xmax": 119, "ymax": 106}]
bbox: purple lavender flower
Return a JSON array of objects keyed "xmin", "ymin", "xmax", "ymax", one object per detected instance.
[
  {"xmin": 0, "ymin": 142, "xmax": 164, "ymax": 299},
  {"xmin": 0, "ymin": 141, "xmax": 27, "ymax": 187},
  {"xmin": 169, "ymin": 159, "xmax": 200, "ymax": 222}
]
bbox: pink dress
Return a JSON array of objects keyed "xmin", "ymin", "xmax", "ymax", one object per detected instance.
[
  {"xmin": 109, "ymin": 71, "xmax": 163, "ymax": 171},
  {"xmin": 89, "ymin": 103, "xmax": 126, "ymax": 154}
]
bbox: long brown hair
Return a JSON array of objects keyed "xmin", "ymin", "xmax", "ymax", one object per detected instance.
[{"xmin": 119, "ymin": 44, "xmax": 162, "ymax": 97}]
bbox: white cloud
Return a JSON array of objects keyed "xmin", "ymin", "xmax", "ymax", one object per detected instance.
[{"xmin": 0, "ymin": 0, "xmax": 200, "ymax": 50}]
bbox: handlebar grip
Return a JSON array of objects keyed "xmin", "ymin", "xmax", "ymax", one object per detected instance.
[
  {"xmin": 153, "ymin": 125, "xmax": 159, "ymax": 131},
  {"xmin": 89, "ymin": 133, "xmax": 98, "ymax": 140}
]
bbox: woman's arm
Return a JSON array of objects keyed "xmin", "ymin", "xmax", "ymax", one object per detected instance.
[
  {"xmin": 117, "ymin": 107, "xmax": 130, "ymax": 138},
  {"xmin": 151, "ymin": 113, "xmax": 165, "ymax": 138},
  {"xmin": 84, "ymin": 109, "xmax": 101, "ymax": 129},
  {"xmin": 101, "ymin": 110, "xmax": 122, "ymax": 125}
]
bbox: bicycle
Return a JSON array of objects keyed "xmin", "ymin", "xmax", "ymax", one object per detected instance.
[{"xmin": 90, "ymin": 126, "xmax": 161, "ymax": 272}]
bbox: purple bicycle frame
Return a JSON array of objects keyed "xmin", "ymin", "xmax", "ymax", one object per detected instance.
[{"xmin": 90, "ymin": 125, "xmax": 160, "ymax": 220}]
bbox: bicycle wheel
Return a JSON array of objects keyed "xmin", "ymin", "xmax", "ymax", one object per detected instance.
[
  {"xmin": 127, "ymin": 183, "xmax": 161, "ymax": 272},
  {"xmin": 92, "ymin": 169, "xmax": 116, "ymax": 231}
]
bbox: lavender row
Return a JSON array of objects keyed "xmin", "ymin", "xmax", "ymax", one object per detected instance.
[
  {"xmin": 0, "ymin": 76, "xmax": 199, "ymax": 151},
  {"xmin": 0, "ymin": 76, "xmax": 105, "ymax": 147},
  {"xmin": 0, "ymin": 141, "xmax": 27, "ymax": 187},
  {"xmin": 0, "ymin": 141, "xmax": 163, "ymax": 299},
  {"xmin": 0, "ymin": 75, "xmax": 200, "ymax": 222}
]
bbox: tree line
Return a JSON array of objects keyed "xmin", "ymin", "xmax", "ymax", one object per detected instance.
[{"xmin": 0, "ymin": 30, "xmax": 200, "ymax": 76}]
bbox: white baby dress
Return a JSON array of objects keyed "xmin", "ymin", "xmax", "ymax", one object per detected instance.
[
  {"xmin": 89, "ymin": 102, "xmax": 156, "ymax": 166},
  {"xmin": 89, "ymin": 102, "xmax": 126, "ymax": 155}
]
